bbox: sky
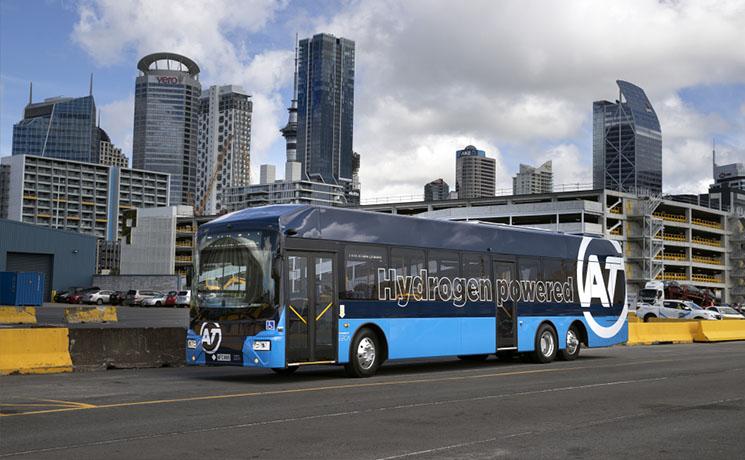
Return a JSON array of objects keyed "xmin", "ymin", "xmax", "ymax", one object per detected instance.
[{"xmin": 1, "ymin": 0, "xmax": 744, "ymax": 201}]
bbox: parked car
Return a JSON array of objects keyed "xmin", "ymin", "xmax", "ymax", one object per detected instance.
[
  {"xmin": 706, "ymin": 306, "xmax": 745, "ymax": 319},
  {"xmin": 636, "ymin": 300, "xmax": 721, "ymax": 322},
  {"xmin": 164, "ymin": 291, "xmax": 178, "ymax": 307},
  {"xmin": 108, "ymin": 291, "xmax": 125, "ymax": 306},
  {"xmin": 54, "ymin": 288, "xmax": 81, "ymax": 303},
  {"xmin": 68, "ymin": 287, "xmax": 100, "ymax": 305},
  {"xmin": 141, "ymin": 292, "xmax": 167, "ymax": 307},
  {"xmin": 175, "ymin": 290, "xmax": 191, "ymax": 308},
  {"xmin": 82, "ymin": 289, "xmax": 115, "ymax": 305},
  {"xmin": 124, "ymin": 289, "xmax": 161, "ymax": 306}
]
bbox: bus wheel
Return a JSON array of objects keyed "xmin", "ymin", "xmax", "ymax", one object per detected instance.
[
  {"xmin": 558, "ymin": 326, "xmax": 581, "ymax": 361},
  {"xmin": 345, "ymin": 328, "xmax": 381, "ymax": 378},
  {"xmin": 457, "ymin": 354, "xmax": 489, "ymax": 362},
  {"xmin": 271, "ymin": 366, "xmax": 298, "ymax": 376},
  {"xmin": 531, "ymin": 324, "xmax": 557, "ymax": 364}
]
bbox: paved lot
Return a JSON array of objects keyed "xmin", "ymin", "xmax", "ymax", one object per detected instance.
[
  {"xmin": 32, "ymin": 303, "xmax": 189, "ymax": 329},
  {"xmin": 1, "ymin": 342, "xmax": 744, "ymax": 459}
]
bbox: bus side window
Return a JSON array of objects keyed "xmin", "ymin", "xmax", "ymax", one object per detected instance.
[
  {"xmin": 391, "ymin": 248, "xmax": 425, "ymax": 300},
  {"xmin": 542, "ymin": 258, "xmax": 564, "ymax": 282},
  {"xmin": 344, "ymin": 245, "xmax": 387, "ymax": 300},
  {"xmin": 428, "ymin": 250, "xmax": 459, "ymax": 297},
  {"xmin": 517, "ymin": 257, "xmax": 541, "ymax": 281},
  {"xmin": 462, "ymin": 253, "xmax": 488, "ymax": 278}
]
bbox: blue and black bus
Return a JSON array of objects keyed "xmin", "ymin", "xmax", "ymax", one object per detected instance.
[{"xmin": 186, "ymin": 205, "xmax": 628, "ymax": 377}]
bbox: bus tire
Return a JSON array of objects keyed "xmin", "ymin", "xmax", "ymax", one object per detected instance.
[
  {"xmin": 345, "ymin": 328, "xmax": 381, "ymax": 378},
  {"xmin": 558, "ymin": 326, "xmax": 581, "ymax": 361},
  {"xmin": 457, "ymin": 354, "xmax": 489, "ymax": 362},
  {"xmin": 531, "ymin": 323, "xmax": 557, "ymax": 364},
  {"xmin": 271, "ymin": 366, "xmax": 298, "ymax": 376},
  {"xmin": 643, "ymin": 314, "xmax": 656, "ymax": 322}
]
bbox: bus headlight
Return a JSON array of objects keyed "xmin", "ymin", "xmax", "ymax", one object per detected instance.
[
  {"xmin": 253, "ymin": 340, "xmax": 271, "ymax": 351},
  {"xmin": 187, "ymin": 339, "xmax": 198, "ymax": 349}
]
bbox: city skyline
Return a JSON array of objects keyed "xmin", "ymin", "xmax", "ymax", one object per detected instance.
[{"xmin": 1, "ymin": 0, "xmax": 744, "ymax": 201}]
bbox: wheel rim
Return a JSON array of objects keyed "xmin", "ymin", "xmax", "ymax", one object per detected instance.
[
  {"xmin": 540, "ymin": 330, "xmax": 555, "ymax": 357},
  {"xmin": 566, "ymin": 329, "xmax": 579, "ymax": 355},
  {"xmin": 356, "ymin": 337, "xmax": 376, "ymax": 370}
]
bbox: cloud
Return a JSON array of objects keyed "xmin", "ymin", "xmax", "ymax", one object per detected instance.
[
  {"xmin": 98, "ymin": 94, "xmax": 134, "ymax": 160},
  {"xmin": 535, "ymin": 144, "xmax": 592, "ymax": 188}
]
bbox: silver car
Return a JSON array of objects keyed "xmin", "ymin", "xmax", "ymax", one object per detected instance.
[
  {"xmin": 82, "ymin": 290, "xmax": 114, "ymax": 305},
  {"xmin": 141, "ymin": 292, "xmax": 167, "ymax": 307}
]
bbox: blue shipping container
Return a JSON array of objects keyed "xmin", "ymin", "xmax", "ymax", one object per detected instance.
[{"xmin": 0, "ymin": 272, "xmax": 45, "ymax": 306}]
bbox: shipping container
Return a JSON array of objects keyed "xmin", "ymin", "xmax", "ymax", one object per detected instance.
[{"xmin": 0, "ymin": 272, "xmax": 45, "ymax": 306}]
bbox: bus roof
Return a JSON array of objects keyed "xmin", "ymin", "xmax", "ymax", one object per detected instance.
[{"xmin": 202, "ymin": 205, "xmax": 595, "ymax": 259}]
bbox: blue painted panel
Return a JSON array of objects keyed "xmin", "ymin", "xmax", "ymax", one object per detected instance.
[
  {"xmin": 460, "ymin": 317, "xmax": 495, "ymax": 354},
  {"xmin": 517, "ymin": 315, "xmax": 628, "ymax": 352}
]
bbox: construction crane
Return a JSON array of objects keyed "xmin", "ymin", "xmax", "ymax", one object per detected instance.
[{"xmin": 196, "ymin": 133, "xmax": 233, "ymax": 216}]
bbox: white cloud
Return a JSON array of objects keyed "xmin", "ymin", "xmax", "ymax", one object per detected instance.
[{"xmin": 535, "ymin": 144, "xmax": 592, "ymax": 188}]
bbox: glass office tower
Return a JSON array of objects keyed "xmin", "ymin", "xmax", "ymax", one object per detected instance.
[
  {"xmin": 296, "ymin": 33, "xmax": 356, "ymax": 194},
  {"xmin": 593, "ymin": 80, "xmax": 662, "ymax": 195},
  {"xmin": 133, "ymin": 52, "xmax": 201, "ymax": 206},
  {"xmin": 12, "ymin": 95, "xmax": 98, "ymax": 163}
]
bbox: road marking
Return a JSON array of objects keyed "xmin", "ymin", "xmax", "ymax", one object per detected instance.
[
  {"xmin": 0, "ymin": 353, "xmax": 740, "ymax": 419},
  {"xmin": 0, "ymin": 376, "xmax": 668, "ymax": 458}
]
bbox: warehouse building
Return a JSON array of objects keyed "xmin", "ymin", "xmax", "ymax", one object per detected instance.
[{"xmin": 0, "ymin": 219, "xmax": 96, "ymax": 301}]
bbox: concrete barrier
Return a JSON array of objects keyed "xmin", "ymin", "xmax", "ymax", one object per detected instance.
[
  {"xmin": 627, "ymin": 321, "xmax": 698, "ymax": 345},
  {"xmin": 0, "ymin": 328, "xmax": 73, "ymax": 375},
  {"xmin": 0, "ymin": 306, "xmax": 37, "ymax": 324},
  {"xmin": 627, "ymin": 311, "xmax": 640, "ymax": 323},
  {"xmin": 694, "ymin": 320, "xmax": 745, "ymax": 342},
  {"xmin": 68, "ymin": 328, "xmax": 185, "ymax": 370},
  {"xmin": 64, "ymin": 306, "xmax": 118, "ymax": 324}
]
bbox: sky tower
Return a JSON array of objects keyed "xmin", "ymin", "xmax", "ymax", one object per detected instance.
[{"xmin": 281, "ymin": 36, "xmax": 301, "ymax": 182}]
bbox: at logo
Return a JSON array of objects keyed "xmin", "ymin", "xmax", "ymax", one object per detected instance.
[
  {"xmin": 200, "ymin": 322, "xmax": 222, "ymax": 354},
  {"xmin": 576, "ymin": 237, "xmax": 628, "ymax": 339}
]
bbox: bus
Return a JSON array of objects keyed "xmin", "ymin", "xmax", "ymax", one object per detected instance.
[{"xmin": 186, "ymin": 205, "xmax": 628, "ymax": 377}]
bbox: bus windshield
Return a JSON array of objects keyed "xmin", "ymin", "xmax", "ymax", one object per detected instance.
[{"xmin": 197, "ymin": 231, "xmax": 277, "ymax": 313}]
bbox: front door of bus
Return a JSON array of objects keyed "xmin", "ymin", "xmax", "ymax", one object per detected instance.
[
  {"xmin": 493, "ymin": 260, "xmax": 517, "ymax": 349},
  {"xmin": 285, "ymin": 253, "xmax": 336, "ymax": 365}
]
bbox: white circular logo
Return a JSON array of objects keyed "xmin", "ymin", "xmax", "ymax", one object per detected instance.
[
  {"xmin": 576, "ymin": 237, "xmax": 628, "ymax": 339},
  {"xmin": 199, "ymin": 322, "xmax": 222, "ymax": 354}
]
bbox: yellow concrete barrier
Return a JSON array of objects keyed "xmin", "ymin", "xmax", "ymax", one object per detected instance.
[
  {"xmin": 0, "ymin": 328, "xmax": 73, "ymax": 374},
  {"xmin": 627, "ymin": 321, "xmax": 697, "ymax": 345},
  {"xmin": 627, "ymin": 311, "xmax": 640, "ymax": 323},
  {"xmin": 0, "ymin": 306, "xmax": 37, "ymax": 324},
  {"xmin": 64, "ymin": 306, "xmax": 118, "ymax": 324},
  {"xmin": 694, "ymin": 320, "xmax": 745, "ymax": 342}
]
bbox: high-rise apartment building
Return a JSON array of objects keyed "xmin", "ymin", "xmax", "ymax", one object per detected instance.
[
  {"xmin": 196, "ymin": 85, "xmax": 252, "ymax": 215},
  {"xmin": 1, "ymin": 155, "xmax": 169, "ymax": 240},
  {"xmin": 424, "ymin": 178, "xmax": 450, "ymax": 201},
  {"xmin": 133, "ymin": 52, "xmax": 201, "ymax": 206},
  {"xmin": 13, "ymin": 90, "xmax": 98, "ymax": 163},
  {"xmin": 593, "ymin": 80, "xmax": 662, "ymax": 195},
  {"xmin": 455, "ymin": 145, "xmax": 496, "ymax": 199},
  {"xmin": 297, "ymin": 33, "xmax": 357, "ymax": 202},
  {"xmin": 513, "ymin": 161, "xmax": 553, "ymax": 195},
  {"xmin": 97, "ymin": 127, "xmax": 128, "ymax": 167}
]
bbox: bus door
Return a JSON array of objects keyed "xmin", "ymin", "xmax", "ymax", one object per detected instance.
[
  {"xmin": 285, "ymin": 252, "xmax": 337, "ymax": 365},
  {"xmin": 493, "ymin": 260, "xmax": 517, "ymax": 349}
]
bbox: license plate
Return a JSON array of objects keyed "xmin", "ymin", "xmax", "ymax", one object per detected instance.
[{"xmin": 216, "ymin": 353, "xmax": 231, "ymax": 362}]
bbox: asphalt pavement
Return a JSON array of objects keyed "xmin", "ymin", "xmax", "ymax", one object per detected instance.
[
  {"xmin": 2, "ymin": 342, "xmax": 745, "ymax": 459},
  {"xmin": 32, "ymin": 303, "xmax": 189, "ymax": 328}
]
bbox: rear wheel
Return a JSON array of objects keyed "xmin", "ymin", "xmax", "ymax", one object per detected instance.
[
  {"xmin": 96, "ymin": 299, "xmax": 103, "ymax": 305},
  {"xmin": 531, "ymin": 323, "xmax": 557, "ymax": 364},
  {"xmin": 457, "ymin": 354, "xmax": 489, "ymax": 362},
  {"xmin": 643, "ymin": 314, "xmax": 656, "ymax": 322},
  {"xmin": 155, "ymin": 301, "xmax": 162, "ymax": 306},
  {"xmin": 271, "ymin": 366, "xmax": 298, "ymax": 376},
  {"xmin": 558, "ymin": 326, "xmax": 581, "ymax": 361},
  {"xmin": 345, "ymin": 328, "xmax": 381, "ymax": 378}
]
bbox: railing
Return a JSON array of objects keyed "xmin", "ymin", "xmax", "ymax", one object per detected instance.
[
  {"xmin": 655, "ymin": 253, "xmax": 687, "ymax": 261},
  {"xmin": 692, "ymin": 256, "xmax": 722, "ymax": 265},
  {"xmin": 175, "ymin": 241, "xmax": 193, "ymax": 248},
  {"xmin": 691, "ymin": 217, "xmax": 722, "ymax": 229},
  {"xmin": 175, "ymin": 256, "xmax": 192, "ymax": 263},
  {"xmin": 692, "ymin": 236, "xmax": 721, "ymax": 248},
  {"xmin": 653, "ymin": 212, "xmax": 686, "ymax": 223},
  {"xmin": 660, "ymin": 233, "xmax": 686, "ymax": 242},
  {"xmin": 692, "ymin": 274, "xmax": 722, "ymax": 283},
  {"xmin": 656, "ymin": 272, "xmax": 687, "ymax": 281},
  {"xmin": 176, "ymin": 226, "xmax": 195, "ymax": 233},
  {"xmin": 608, "ymin": 206, "xmax": 622, "ymax": 215}
]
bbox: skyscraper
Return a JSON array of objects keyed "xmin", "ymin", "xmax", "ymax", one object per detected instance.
[
  {"xmin": 133, "ymin": 52, "xmax": 201, "ymax": 206},
  {"xmin": 455, "ymin": 145, "xmax": 496, "ymax": 199},
  {"xmin": 13, "ymin": 84, "xmax": 98, "ymax": 163},
  {"xmin": 97, "ymin": 127, "xmax": 128, "ymax": 167},
  {"xmin": 296, "ymin": 33, "xmax": 356, "ymax": 201},
  {"xmin": 513, "ymin": 161, "xmax": 553, "ymax": 195},
  {"xmin": 424, "ymin": 178, "xmax": 450, "ymax": 201},
  {"xmin": 196, "ymin": 85, "xmax": 252, "ymax": 215},
  {"xmin": 593, "ymin": 80, "xmax": 662, "ymax": 195}
]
